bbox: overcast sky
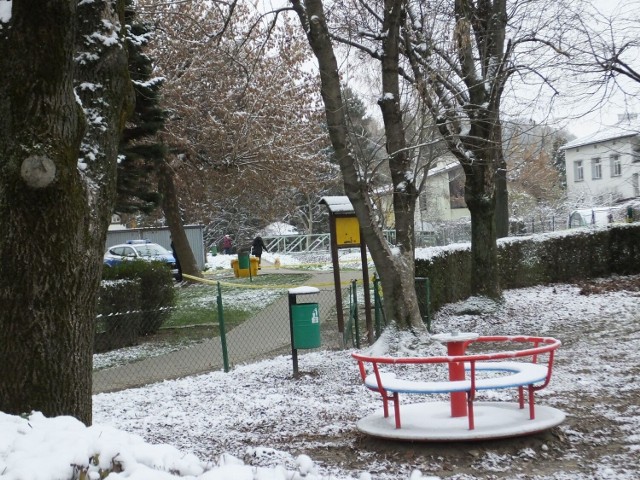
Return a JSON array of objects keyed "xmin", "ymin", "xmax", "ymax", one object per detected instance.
[{"xmin": 3, "ymin": 0, "xmax": 636, "ymax": 140}]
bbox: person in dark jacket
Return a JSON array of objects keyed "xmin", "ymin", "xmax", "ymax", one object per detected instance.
[
  {"xmin": 170, "ymin": 240, "xmax": 182, "ymax": 282},
  {"xmin": 251, "ymin": 236, "xmax": 267, "ymax": 269}
]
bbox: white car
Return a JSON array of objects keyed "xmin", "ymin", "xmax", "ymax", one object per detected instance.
[{"xmin": 103, "ymin": 240, "xmax": 179, "ymax": 278}]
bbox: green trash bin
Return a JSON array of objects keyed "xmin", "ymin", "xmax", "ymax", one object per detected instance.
[
  {"xmin": 291, "ymin": 303, "xmax": 321, "ymax": 349},
  {"xmin": 238, "ymin": 252, "xmax": 250, "ymax": 269}
]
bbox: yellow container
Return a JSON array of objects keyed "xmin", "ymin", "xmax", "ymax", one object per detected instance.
[
  {"xmin": 231, "ymin": 259, "xmax": 239, "ymax": 277},
  {"xmin": 250, "ymin": 256, "xmax": 259, "ymax": 276},
  {"xmin": 231, "ymin": 258, "xmax": 255, "ymax": 278}
]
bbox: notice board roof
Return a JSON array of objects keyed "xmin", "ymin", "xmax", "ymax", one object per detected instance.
[{"xmin": 318, "ymin": 196, "xmax": 355, "ymax": 216}]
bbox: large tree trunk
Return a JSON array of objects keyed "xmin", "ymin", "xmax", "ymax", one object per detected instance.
[
  {"xmin": 442, "ymin": 106, "xmax": 503, "ymax": 300},
  {"xmin": 495, "ymin": 158, "xmax": 509, "ymax": 239},
  {"xmin": 424, "ymin": 0, "xmax": 506, "ymax": 299},
  {"xmin": 464, "ymin": 163, "xmax": 501, "ymax": 299},
  {"xmin": 0, "ymin": 0, "xmax": 131, "ymax": 424},
  {"xmin": 291, "ymin": 0, "xmax": 423, "ymax": 329},
  {"xmin": 158, "ymin": 160, "xmax": 202, "ymax": 279},
  {"xmin": 377, "ymin": 0, "xmax": 421, "ymax": 325}
]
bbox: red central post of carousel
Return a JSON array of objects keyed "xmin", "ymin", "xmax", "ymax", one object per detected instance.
[{"xmin": 433, "ymin": 332, "xmax": 479, "ymax": 418}]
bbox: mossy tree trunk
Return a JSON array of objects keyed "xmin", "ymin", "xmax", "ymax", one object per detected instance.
[{"xmin": 0, "ymin": 0, "xmax": 132, "ymax": 424}]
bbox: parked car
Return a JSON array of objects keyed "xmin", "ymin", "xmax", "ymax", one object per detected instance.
[{"xmin": 103, "ymin": 240, "xmax": 179, "ymax": 278}]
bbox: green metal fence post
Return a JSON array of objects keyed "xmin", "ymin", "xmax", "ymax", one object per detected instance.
[
  {"xmin": 415, "ymin": 277, "xmax": 432, "ymax": 333},
  {"xmin": 217, "ymin": 281, "xmax": 229, "ymax": 372},
  {"xmin": 425, "ymin": 277, "xmax": 432, "ymax": 332},
  {"xmin": 373, "ymin": 273, "xmax": 381, "ymax": 339},
  {"xmin": 352, "ymin": 279, "xmax": 360, "ymax": 349},
  {"xmin": 344, "ymin": 285, "xmax": 353, "ymax": 347}
]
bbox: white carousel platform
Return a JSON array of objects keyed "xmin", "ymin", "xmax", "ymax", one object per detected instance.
[{"xmin": 357, "ymin": 401, "xmax": 566, "ymax": 442}]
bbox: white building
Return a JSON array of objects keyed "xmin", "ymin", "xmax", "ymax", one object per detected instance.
[
  {"xmin": 370, "ymin": 156, "xmax": 470, "ymax": 231},
  {"xmin": 418, "ymin": 158, "xmax": 470, "ymax": 224},
  {"xmin": 562, "ymin": 115, "xmax": 640, "ymax": 206}
]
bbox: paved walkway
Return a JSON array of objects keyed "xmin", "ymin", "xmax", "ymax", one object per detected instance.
[{"xmin": 92, "ymin": 267, "xmax": 363, "ymax": 394}]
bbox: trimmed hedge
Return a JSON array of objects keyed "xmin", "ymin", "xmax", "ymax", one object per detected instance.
[
  {"xmin": 95, "ymin": 279, "xmax": 141, "ymax": 352},
  {"xmin": 415, "ymin": 223, "xmax": 640, "ymax": 312},
  {"xmin": 97, "ymin": 261, "xmax": 176, "ymax": 352}
]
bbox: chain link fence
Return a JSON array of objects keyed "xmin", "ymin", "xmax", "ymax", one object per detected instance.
[
  {"xmin": 93, "ymin": 272, "xmax": 358, "ymax": 393},
  {"xmin": 342, "ymin": 276, "xmax": 433, "ymax": 349}
]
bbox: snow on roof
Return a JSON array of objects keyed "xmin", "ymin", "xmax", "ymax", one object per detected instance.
[
  {"xmin": 561, "ymin": 119, "xmax": 639, "ymax": 150},
  {"xmin": 260, "ymin": 222, "xmax": 299, "ymax": 236},
  {"xmin": 427, "ymin": 161, "xmax": 460, "ymax": 177},
  {"xmin": 107, "ymin": 223, "xmax": 128, "ymax": 231},
  {"xmin": 318, "ymin": 196, "xmax": 355, "ymax": 215}
]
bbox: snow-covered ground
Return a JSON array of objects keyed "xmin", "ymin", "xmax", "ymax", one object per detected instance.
[
  {"xmin": 1, "ymin": 250, "xmax": 639, "ymax": 479},
  {"xmin": 205, "ymin": 248, "xmax": 369, "ymax": 272}
]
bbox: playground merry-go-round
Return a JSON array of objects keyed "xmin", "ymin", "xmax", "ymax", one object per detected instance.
[{"xmin": 352, "ymin": 333, "xmax": 565, "ymax": 441}]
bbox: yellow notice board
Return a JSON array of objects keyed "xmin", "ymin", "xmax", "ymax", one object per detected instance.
[{"xmin": 335, "ymin": 216, "xmax": 360, "ymax": 246}]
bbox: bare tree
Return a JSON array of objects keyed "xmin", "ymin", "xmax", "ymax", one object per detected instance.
[
  {"xmin": 571, "ymin": 2, "xmax": 640, "ymax": 98},
  {"xmin": 504, "ymin": 122, "xmax": 566, "ymax": 221},
  {"xmin": 0, "ymin": 0, "xmax": 132, "ymax": 423},
  {"xmin": 137, "ymin": 0, "xmax": 334, "ymax": 243},
  {"xmin": 325, "ymin": 0, "xmax": 575, "ymax": 299},
  {"xmin": 288, "ymin": 0, "xmax": 424, "ymax": 328}
]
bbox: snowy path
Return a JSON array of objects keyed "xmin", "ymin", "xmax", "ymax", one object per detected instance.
[{"xmin": 92, "ymin": 269, "xmax": 361, "ymax": 393}]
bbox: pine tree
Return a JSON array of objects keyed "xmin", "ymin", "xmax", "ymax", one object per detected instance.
[
  {"xmin": 116, "ymin": 1, "xmax": 165, "ymax": 215},
  {"xmin": 551, "ymin": 135, "xmax": 569, "ymax": 189}
]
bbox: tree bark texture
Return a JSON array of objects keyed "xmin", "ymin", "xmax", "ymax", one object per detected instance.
[
  {"xmin": 291, "ymin": 0, "xmax": 423, "ymax": 329},
  {"xmin": 0, "ymin": 0, "xmax": 132, "ymax": 424},
  {"xmin": 377, "ymin": 0, "xmax": 422, "ymax": 326},
  {"xmin": 444, "ymin": 109, "xmax": 502, "ymax": 300}
]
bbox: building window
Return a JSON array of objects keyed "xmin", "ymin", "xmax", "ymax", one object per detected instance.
[
  {"xmin": 448, "ymin": 170, "xmax": 466, "ymax": 209},
  {"xmin": 591, "ymin": 157, "xmax": 602, "ymax": 180},
  {"xmin": 610, "ymin": 154, "xmax": 622, "ymax": 177},
  {"xmin": 574, "ymin": 160, "xmax": 584, "ymax": 182}
]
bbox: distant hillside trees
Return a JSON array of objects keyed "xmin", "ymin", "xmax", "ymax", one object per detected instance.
[{"xmin": 503, "ymin": 122, "xmax": 571, "ymax": 220}]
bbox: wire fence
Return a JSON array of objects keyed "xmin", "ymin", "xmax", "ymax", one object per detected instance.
[
  {"xmin": 342, "ymin": 275, "xmax": 433, "ymax": 350},
  {"xmin": 258, "ymin": 216, "xmax": 571, "ymax": 255},
  {"xmin": 93, "ymin": 266, "xmax": 435, "ymax": 394},
  {"xmin": 93, "ymin": 272, "xmax": 357, "ymax": 393}
]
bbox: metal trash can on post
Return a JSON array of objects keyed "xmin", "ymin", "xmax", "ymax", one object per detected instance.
[{"xmin": 288, "ymin": 286, "xmax": 320, "ymax": 375}]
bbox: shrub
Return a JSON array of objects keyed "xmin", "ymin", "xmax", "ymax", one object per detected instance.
[
  {"xmin": 96, "ymin": 279, "xmax": 142, "ymax": 352},
  {"xmin": 101, "ymin": 260, "xmax": 176, "ymax": 337},
  {"xmin": 416, "ymin": 223, "xmax": 640, "ymax": 312}
]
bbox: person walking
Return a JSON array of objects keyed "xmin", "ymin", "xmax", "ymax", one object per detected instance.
[
  {"xmin": 222, "ymin": 235, "xmax": 233, "ymax": 254},
  {"xmin": 170, "ymin": 240, "xmax": 182, "ymax": 282},
  {"xmin": 251, "ymin": 236, "xmax": 267, "ymax": 269}
]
